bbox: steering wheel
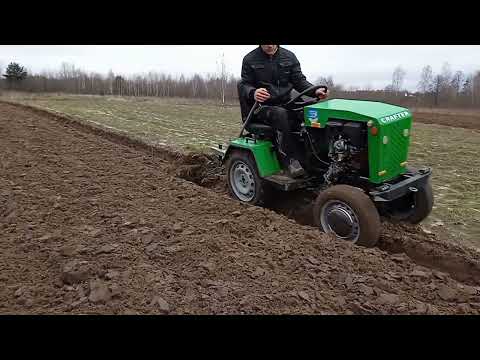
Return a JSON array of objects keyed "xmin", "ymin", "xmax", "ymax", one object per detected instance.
[{"xmin": 284, "ymin": 84, "xmax": 328, "ymax": 109}]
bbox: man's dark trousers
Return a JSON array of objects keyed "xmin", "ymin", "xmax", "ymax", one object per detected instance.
[{"xmin": 238, "ymin": 91, "xmax": 300, "ymax": 167}]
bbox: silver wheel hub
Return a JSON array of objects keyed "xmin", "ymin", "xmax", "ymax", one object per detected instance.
[
  {"xmin": 320, "ymin": 200, "xmax": 360, "ymax": 242},
  {"xmin": 230, "ymin": 160, "xmax": 255, "ymax": 202}
]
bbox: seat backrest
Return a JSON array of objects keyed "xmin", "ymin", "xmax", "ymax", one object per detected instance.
[{"xmin": 246, "ymin": 122, "xmax": 274, "ymax": 137}]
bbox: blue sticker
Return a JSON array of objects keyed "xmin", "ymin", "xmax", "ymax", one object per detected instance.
[{"xmin": 308, "ymin": 109, "xmax": 318, "ymax": 120}]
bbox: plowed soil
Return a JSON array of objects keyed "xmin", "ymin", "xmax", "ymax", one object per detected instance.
[
  {"xmin": 413, "ymin": 109, "xmax": 480, "ymax": 131},
  {"xmin": 2, "ymin": 102, "xmax": 480, "ymax": 315}
]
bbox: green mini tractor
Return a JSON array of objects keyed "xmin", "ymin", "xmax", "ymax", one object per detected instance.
[{"xmin": 212, "ymin": 85, "xmax": 434, "ymax": 247}]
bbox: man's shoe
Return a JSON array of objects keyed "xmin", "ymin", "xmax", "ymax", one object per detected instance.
[{"xmin": 288, "ymin": 159, "xmax": 305, "ymax": 178}]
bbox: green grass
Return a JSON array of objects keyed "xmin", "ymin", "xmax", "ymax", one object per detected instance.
[
  {"xmin": 408, "ymin": 124, "xmax": 480, "ymax": 246},
  {"xmin": 4, "ymin": 93, "xmax": 480, "ymax": 248}
]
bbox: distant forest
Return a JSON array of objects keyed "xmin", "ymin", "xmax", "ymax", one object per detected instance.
[{"xmin": 1, "ymin": 61, "xmax": 479, "ymax": 108}]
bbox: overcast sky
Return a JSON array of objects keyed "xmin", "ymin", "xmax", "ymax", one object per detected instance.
[{"xmin": 0, "ymin": 45, "xmax": 478, "ymax": 91}]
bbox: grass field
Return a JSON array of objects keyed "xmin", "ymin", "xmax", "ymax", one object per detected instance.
[{"xmin": 3, "ymin": 93, "xmax": 480, "ymax": 248}]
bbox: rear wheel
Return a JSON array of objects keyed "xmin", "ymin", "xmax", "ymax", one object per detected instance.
[
  {"xmin": 313, "ymin": 185, "xmax": 381, "ymax": 247},
  {"xmin": 226, "ymin": 150, "xmax": 270, "ymax": 206}
]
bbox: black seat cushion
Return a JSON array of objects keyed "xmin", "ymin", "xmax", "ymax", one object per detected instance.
[{"xmin": 246, "ymin": 122, "xmax": 274, "ymax": 137}]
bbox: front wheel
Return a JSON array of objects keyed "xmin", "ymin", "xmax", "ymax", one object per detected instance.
[
  {"xmin": 225, "ymin": 150, "xmax": 270, "ymax": 206},
  {"xmin": 313, "ymin": 185, "xmax": 381, "ymax": 247}
]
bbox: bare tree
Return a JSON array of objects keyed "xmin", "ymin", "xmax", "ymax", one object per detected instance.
[
  {"xmin": 391, "ymin": 66, "xmax": 406, "ymax": 93},
  {"xmin": 107, "ymin": 70, "xmax": 115, "ymax": 95},
  {"xmin": 439, "ymin": 62, "xmax": 454, "ymax": 103},
  {"xmin": 474, "ymin": 71, "xmax": 480, "ymax": 106},
  {"xmin": 315, "ymin": 75, "xmax": 343, "ymax": 94},
  {"xmin": 216, "ymin": 52, "xmax": 227, "ymax": 104},
  {"xmin": 191, "ymin": 73, "xmax": 202, "ymax": 98},
  {"xmin": 450, "ymin": 70, "xmax": 465, "ymax": 96},
  {"xmin": 461, "ymin": 74, "xmax": 477, "ymax": 106},
  {"xmin": 417, "ymin": 65, "xmax": 433, "ymax": 93},
  {"xmin": 316, "ymin": 75, "xmax": 335, "ymax": 88},
  {"xmin": 432, "ymin": 74, "xmax": 443, "ymax": 106},
  {"xmin": 440, "ymin": 62, "xmax": 452, "ymax": 84},
  {"xmin": 315, "ymin": 75, "xmax": 334, "ymax": 87}
]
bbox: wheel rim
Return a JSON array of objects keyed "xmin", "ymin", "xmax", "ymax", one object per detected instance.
[
  {"xmin": 320, "ymin": 200, "xmax": 360, "ymax": 242},
  {"xmin": 229, "ymin": 160, "xmax": 256, "ymax": 202}
]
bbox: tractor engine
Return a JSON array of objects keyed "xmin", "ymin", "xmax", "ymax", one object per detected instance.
[{"xmin": 322, "ymin": 121, "xmax": 368, "ymax": 185}]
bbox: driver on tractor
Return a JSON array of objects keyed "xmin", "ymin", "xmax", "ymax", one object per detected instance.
[{"xmin": 238, "ymin": 45, "xmax": 328, "ymax": 178}]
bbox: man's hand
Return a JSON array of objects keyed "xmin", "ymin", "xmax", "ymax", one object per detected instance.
[
  {"xmin": 315, "ymin": 88, "xmax": 328, "ymax": 100},
  {"xmin": 254, "ymin": 88, "xmax": 271, "ymax": 102}
]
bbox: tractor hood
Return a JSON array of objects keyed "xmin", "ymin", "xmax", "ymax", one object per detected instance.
[
  {"xmin": 304, "ymin": 99, "xmax": 413, "ymax": 184},
  {"xmin": 304, "ymin": 99, "xmax": 411, "ymax": 126}
]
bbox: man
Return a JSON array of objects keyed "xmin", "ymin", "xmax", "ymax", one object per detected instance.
[{"xmin": 237, "ymin": 45, "xmax": 328, "ymax": 178}]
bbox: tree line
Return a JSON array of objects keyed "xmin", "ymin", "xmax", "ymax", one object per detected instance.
[
  {"xmin": 0, "ymin": 62, "xmax": 239, "ymax": 103},
  {"xmin": 316, "ymin": 63, "xmax": 480, "ymax": 109},
  {"xmin": 1, "ymin": 61, "xmax": 480, "ymax": 108}
]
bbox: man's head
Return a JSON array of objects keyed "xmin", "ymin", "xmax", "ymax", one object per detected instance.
[{"xmin": 260, "ymin": 45, "xmax": 278, "ymax": 56}]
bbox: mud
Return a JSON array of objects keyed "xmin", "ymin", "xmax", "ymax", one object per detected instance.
[
  {"xmin": 1, "ymin": 102, "xmax": 480, "ymax": 315},
  {"xmin": 176, "ymin": 151, "xmax": 480, "ymax": 287}
]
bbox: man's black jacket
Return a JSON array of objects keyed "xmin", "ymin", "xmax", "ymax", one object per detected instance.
[{"xmin": 238, "ymin": 46, "xmax": 316, "ymax": 111}]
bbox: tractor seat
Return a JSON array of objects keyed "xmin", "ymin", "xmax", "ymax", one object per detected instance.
[{"xmin": 245, "ymin": 122, "xmax": 274, "ymax": 137}]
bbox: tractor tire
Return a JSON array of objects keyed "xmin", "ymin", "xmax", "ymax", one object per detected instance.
[
  {"xmin": 313, "ymin": 185, "xmax": 381, "ymax": 247},
  {"xmin": 226, "ymin": 150, "xmax": 271, "ymax": 206},
  {"xmin": 406, "ymin": 181, "xmax": 434, "ymax": 224}
]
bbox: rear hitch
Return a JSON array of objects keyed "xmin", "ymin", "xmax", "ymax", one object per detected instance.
[{"xmin": 210, "ymin": 144, "xmax": 227, "ymax": 162}]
